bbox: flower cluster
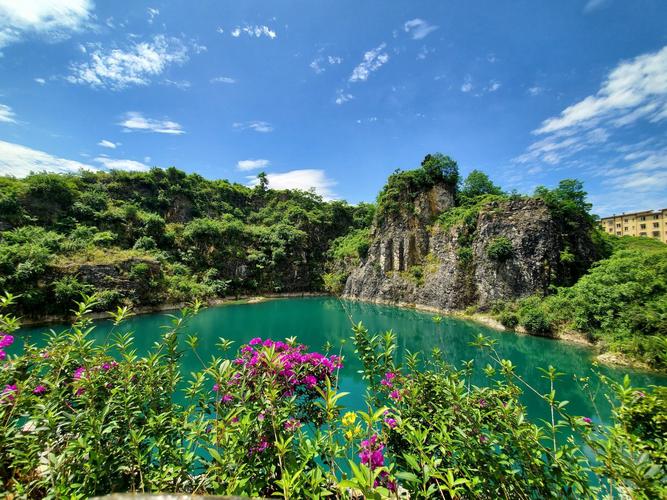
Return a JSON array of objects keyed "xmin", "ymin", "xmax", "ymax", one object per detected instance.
[
  {"xmin": 0, "ymin": 332, "xmax": 13, "ymax": 361},
  {"xmin": 359, "ymin": 434, "xmax": 385, "ymax": 470},
  {"xmin": 231, "ymin": 338, "xmax": 342, "ymax": 396},
  {"xmin": 1, "ymin": 383, "xmax": 17, "ymax": 404}
]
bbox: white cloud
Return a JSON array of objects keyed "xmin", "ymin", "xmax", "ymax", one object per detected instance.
[
  {"xmin": 163, "ymin": 79, "xmax": 191, "ymax": 90},
  {"xmin": 97, "ymin": 139, "xmax": 119, "ymax": 149},
  {"xmin": 119, "ymin": 111, "xmax": 185, "ymax": 135},
  {"xmin": 461, "ymin": 80, "xmax": 473, "ymax": 93},
  {"xmin": 0, "ymin": 0, "xmax": 93, "ymax": 49},
  {"xmin": 487, "ymin": 80, "xmax": 501, "ymax": 92},
  {"xmin": 335, "ymin": 90, "xmax": 354, "ymax": 105},
  {"xmin": 403, "ymin": 19, "xmax": 438, "ymax": 40},
  {"xmin": 230, "ymin": 25, "xmax": 276, "ymax": 39},
  {"xmin": 349, "ymin": 43, "xmax": 389, "ymax": 82},
  {"xmin": 147, "ymin": 7, "xmax": 159, "ymax": 24},
  {"xmin": 67, "ymin": 35, "xmax": 189, "ymax": 90},
  {"xmin": 237, "ymin": 159, "xmax": 270, "ymax": 171},
  {"xmin": 34, "ymin": 77, "xmax": 46, "ymax": 85},
  {"xmin": 247, "ymin": 169, "xmax": 337, "ymax": 200},
  {"xmin": 584, "ymin": 0, "xmax": 609, "ymax": 13},
  {"xmin": 528, "ymin": 86, "xmax": 544, "ymax": 96},
  {"xmin": 233, "ymin": 121, "xmax": 273, "ymax": 133},
  {"xmin": 310, "ymin": 55, "xmax": 343, "ymax": 74},
  {"xmin": 535, "ymin": 46, "xmax": 667, "ymax": 134},
  {"xmin": 0, "ymin": 139, "xmax": 97, "ymax": 177},
  {"xmin": 516, "ymin": 46, "xmax": 667, "ymax": 169},
  {"xmin": 0, "ymin": 103, "xmax": 16, "ymax": 123},
  {"xmin": 94, "ymin": 156, "xmax": 150, "ymax": 172},
  {"xmin": 216, "ymin": 27, "xmax": 224, "ymax": 34},
  {"xmin": 211, "ymin": 76, "xmax": 236, "ymax": 84}
]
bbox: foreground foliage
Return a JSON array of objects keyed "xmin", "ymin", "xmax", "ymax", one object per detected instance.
[{"xmin": 0, "ymin": 293, "xmax": 665, "ymax": 498}]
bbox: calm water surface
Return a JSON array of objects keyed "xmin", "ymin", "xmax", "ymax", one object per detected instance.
[{"xmin": 16, "ymin": 297, "xmax": 667, "ymax": 426}]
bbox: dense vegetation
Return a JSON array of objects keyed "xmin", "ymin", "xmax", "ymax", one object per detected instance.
[
  {"xmin": 0, "ymin": 168, "xmax": 372, "ymax": 317},
  {"xmin": 495, "ymin": 236, "xmax": 667, "ymax": 369},
  {"xmin": 0, "ymin": 295, "xmax": 664, "ymax": 498}
]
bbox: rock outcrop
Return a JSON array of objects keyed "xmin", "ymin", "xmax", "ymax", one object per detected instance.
[{"xmin": 344, "ymin": 184, "xmax": 597, "ymax": 311}]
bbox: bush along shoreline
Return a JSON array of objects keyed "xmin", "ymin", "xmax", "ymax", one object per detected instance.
[{"xmin": 1, "ymin": 293, "xmax": 665, "ymax": 498}]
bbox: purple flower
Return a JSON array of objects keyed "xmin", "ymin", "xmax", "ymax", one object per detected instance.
[
  {"xmin": 0, "ymin": 350, "xmax": 5, "ymax": 361},
  {"xmin": 284, "ymin": 418, "xmax": 301, "ymax": 432},
  {"xmin": 0, "ymin": 334, "xmax": 14, "ymax": 348},
  {"xmin": 389, "ymin": 389, "xmax": 401, "ymax": 401},
  {"xmin": 231, "ymin": 416, "xmax": 239, "ymax": 423},
  {"xmin": 75, "ymin": 387, "xmax": 85, "ymax": 396},
  {"xmin": 212, "ymin": 383, "xmax": 220, "ymax": 393},
  {"xmin": 258, "ymin": 412, "xmax": 265, "ymax": 422},
  {"xmin": 1, "ymin": 384, "xmax": 17, "ymax": 403},
  {"xmin": 33, "ymin": 385, "xmax": 47, "ymax": 395},
  {"xmin": 303, "ymin": 375, "xmax": 318, "ymax": 388},
  {"xmin": 73, "ymin": 366, "xmax": 86, "ymax": 380},
  {"xmin": 101, "ymin": 362, "xmax": 111, "ymax": 371},
  {"xmin": 478, "ymin": 398, "xmax": 487, "ymax": 408},
  {"xmin": 582, "ymin": 417, "xmax": 593, "ymax": 424},
  {"xmin": 249, "ymin": 337, "xmax": 263, "ymax": 346},
  {"xmin": 359, "ymin": 434, "xmax": 385, "ymax": 469},
  {"xmin": 384, "ymin": 417, "xmax": 397, "ymax": 429},
  {"xmin": 221, "ymin": 394, "xmax": 233, "ymax": 404}
]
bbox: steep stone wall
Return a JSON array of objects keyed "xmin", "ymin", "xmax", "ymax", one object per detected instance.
[{"xmin": 344, "ymin": 188, "xmax": 596, "ymax": 311}]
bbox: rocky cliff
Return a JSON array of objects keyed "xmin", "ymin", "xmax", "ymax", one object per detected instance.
[{"xmin": 344, "ymin": 183, "xmax": 597, "ymax": 311}]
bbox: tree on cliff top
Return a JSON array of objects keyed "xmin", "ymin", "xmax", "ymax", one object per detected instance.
[
  {"xmin": 376, "ymin": 153, "xmax": 459, "ymax": 218},
  {"xmin": 459, "ymin": 169, "xmax": 504, "ymax": 201}
]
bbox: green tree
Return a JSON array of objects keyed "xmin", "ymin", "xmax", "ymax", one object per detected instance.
[{"xmin": 460, "ymin": 169, "xmax": 503, "ymax": 200}]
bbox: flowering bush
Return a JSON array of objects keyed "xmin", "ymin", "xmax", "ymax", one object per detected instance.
[{"xmin": 0, "ymin": 293, "xmax": 665, "ymax": 498}]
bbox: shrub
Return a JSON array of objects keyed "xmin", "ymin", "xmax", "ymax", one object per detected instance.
[
  {"xmin": 487, "ymin": 236, "xmax": 513, "ymax": 262},
  {"xmin": 133, "ymin": 236, "xmax": 157, "ymax": 251},
  {"xmin": 499, "ymin": 310, "xmax": 519, "ymax": 329},
  {"xmin": 520, "ymin": 305, "xmax": 552, "ymax": 336}
]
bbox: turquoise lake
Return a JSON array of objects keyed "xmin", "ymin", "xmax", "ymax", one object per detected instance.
[{"xmin": 15, "ymin": 296, "xmax": 667, "ymax": 427}]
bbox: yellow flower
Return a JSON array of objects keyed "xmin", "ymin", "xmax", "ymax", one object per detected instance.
[
  {"xmin": 344, "ymin": 425, "xmax": 362, "ymax": 441},
  {"xmin": 342, "ymin": 411, "xmax": 357, "ymax": 427}
]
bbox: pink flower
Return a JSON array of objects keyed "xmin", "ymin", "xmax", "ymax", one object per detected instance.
[
  {"xmin": 389, "ymin": 389, "xmax": 401, "ymax": 401},
  {"xmin": 221, "ymin": 394, "xmax": 233, "ymax": 404},
  {"xmin": 1, "ymin": 384, "xmax": 17, "ymax": 403},
  {"xmin": 384, "ymin": 417, "xmax": 397, "ymax": 429},
  {"xmin": 284, "ymin": 418, "xmax": 301, "ymax": 432},
  {"xmin": 303, "ymin": 375, "xmax": 318, "ymax": 388},
  {"xmin": 582, "ymin": 417, "xmax": 593, "ymax": 425},
  {"xmin": 258, "ymin": 412, "xmax": 265, "ymax": 422},
  {"xmin": 73, "ymin": 367, "xmax": 86, "ymax": 380},
  {"xmin": 75, "ymin": 387, "xmax": 85, "ymax": 396},
  {"xmin": 249, "ymin": 337, "xmax": 263, "ymax": 346},
  {"xmin": 101, "ymin": 363, "xmax": 111, "ymax": 371},
  {"xmin": 0, "ymin": 350, "xmax": 5, "ymax": 361},
  {"xmin": 0, "ymin": 334, "xmax": 14, "ymax": 348},
  {"xmin": 634, "ymin": 391, "xmax": 646, "ymax": 398},
  {"xmin": 212, "ymin": 383, "xmax": 220, "ymax": 393},
  {"xmin": 359, "ymin": 434, "xmax": 385, "ymax": 469},
  {"xmin": 33, "ymin": 385, "xmax": 47, "ymax": 395},
  {"xmin": 478, "ymin": 398, "xmax": 487, "ymax": 408}
]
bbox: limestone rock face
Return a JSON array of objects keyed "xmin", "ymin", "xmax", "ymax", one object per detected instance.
[{"xmin": 344, "ymin": 187, "xmax": 596, "ymax": 311}]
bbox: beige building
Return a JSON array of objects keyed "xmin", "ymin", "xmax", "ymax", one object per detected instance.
[{"xmin": 600, "ymin": 208, "xmax": 667, "ymax": 244}]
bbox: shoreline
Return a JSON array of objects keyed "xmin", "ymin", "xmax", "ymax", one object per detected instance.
[
  {"xmin": 17, "ymin": 292, "xmax": 660, "ymax": 374},
  {"xmin": 339, "ymin": 295, "xmax": 660, "ymax": 374}
]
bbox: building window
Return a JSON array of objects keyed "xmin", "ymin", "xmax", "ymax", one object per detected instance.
[
  {"xmin": 640, "ymin": 216, "xmax": 646, "ymax": 221},
  {"xmin": 641, "ymin": 224, "xmax": 646, "ymax": 229},
  {"xmin": 616, "ymin": 223, "xmax": 621, "ymax": 228},
  {"xmin": 654, "ymin": 215, "xmax": 660, "ymax": 220},
  {"xmin": 624, "ymin": 218, "xmax": 628, "ymax": 222},
  {"xmin": 653, "ymin": 231, "xmax": 660, "ymax": 238},
  {"xmin": 616, "ymin": 231, "xmax": 622, "ymax": 235},
  {"xmin": 640, "ymin": 232, "xmax": 647, "ymax": 236},
  {"xmin": 624, "ymin": 227, "xmax": 628, "ymax": 231},
  {"xmin": 654, "ymin": 222, "xmax": 660, "ymax": 228}
]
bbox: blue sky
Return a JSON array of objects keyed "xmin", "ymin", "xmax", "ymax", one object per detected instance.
[{"xmin": 0, "ymin": 0, "xmax": 666, "ymax": 216}]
